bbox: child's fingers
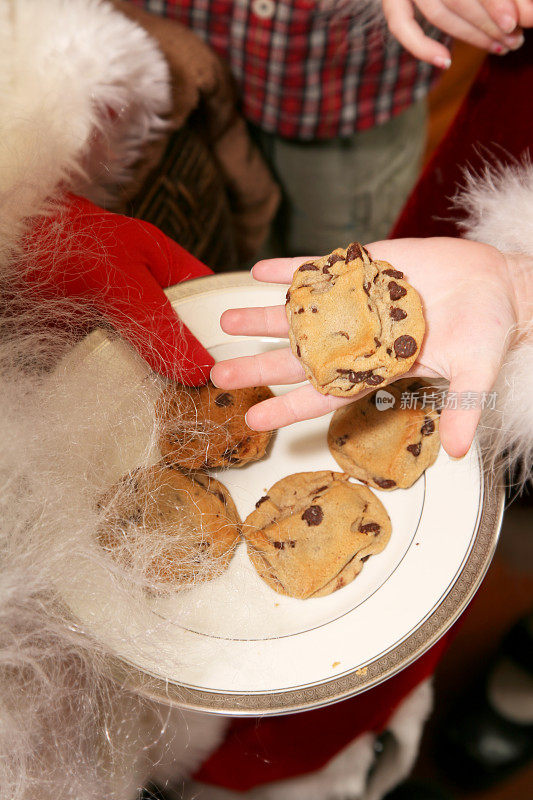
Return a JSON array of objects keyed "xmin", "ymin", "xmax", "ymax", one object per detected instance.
[
  {"xmin": 210, "ymin": 347, "xmax": 305, "ymax": 389},
  {"xmin": 252, "ymin": 257, "xmax": 314, "ymax": 284},
  {"xmin": 220, "ymin": 305, "xmax": 289, "ymax": 338},
  {"xmin": 383, "ymin": 0, "xmax": 452, "ymax": 66},
  {"xmin": 245, "ymin": 384, "xmax": 353, "ymax": 431},
  {"xmin": 483, "ymin": 0, "xmax": 519, "ymax": 34},
  {"xmin": 415, "ymin": 0, "xmax": 509, "ymax": 52}
]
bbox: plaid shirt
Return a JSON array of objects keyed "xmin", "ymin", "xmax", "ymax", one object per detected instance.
[{"xmin": 132, "ymin": 0, "xmax": 445, "ymax": 140}]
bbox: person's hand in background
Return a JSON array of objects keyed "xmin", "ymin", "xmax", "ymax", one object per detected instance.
[
  {"xmin": 211, "ymin": 238, "xmax": 528, "ymax": 458},
  {"xmin": 382, "ymin": 0, "xmax": 529, "ymax": 68},
  {"xmin": 23, "ymin": 194, "xmax": 214, "ymax": 385}
]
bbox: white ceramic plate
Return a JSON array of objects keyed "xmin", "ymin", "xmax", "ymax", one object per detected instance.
[{"xmin": 57, "ymin": 273, "xmax": 504, "ymax": 715}]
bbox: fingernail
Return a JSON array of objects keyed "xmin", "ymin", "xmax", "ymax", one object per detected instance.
[
  {"xmin": 498, "ymin": 13, "xmax": 517, "ymax": 34},
  {"xmin": 490, "ymin": 42, "xmax": 509, "ymax": 54},
  {"xmin": 434, "ymin": 56, "xmax": 451, "ymax": 70},
  {"xmin": 504, "ymin": 32, "xmax": 525, "ymax": 50},
  {"xmin": 210, "ymin": 368, "xmax": 220, "ymax": 387}
]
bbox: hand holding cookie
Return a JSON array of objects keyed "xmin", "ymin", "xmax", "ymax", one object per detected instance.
[{"xmin": 211, "ymin": 237, "xmax": 518, "ymax": 458}]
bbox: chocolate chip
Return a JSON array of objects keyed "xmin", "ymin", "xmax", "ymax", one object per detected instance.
[
  {"xmin": 361, "ymin": 555, "xmax": 371, "ymax": 562},
  {"xmin": 328, "ymin": 253, "xmax": 344, "ymax": 266},
  {"xmin": 388, "ymin": 281, "xmax": 407, "ymax": 301},
  {"xmin": 336, "ymin": 435, "xmax": 348, "ymax": 446},
  {"xmin": 374, "ymin": 477, "xmax": 396, "ymax": 489},
  {"xmin": 359, "ymin": 522, "xmax": 381, "ymax": 534},
  {"xmin": 386, "ymin": 347, "xmax": 392, "ymax": 355},
  {"xmin": 285, "ymin": 290, "xmax": 291, "ymax": 302},
  {"xmin": 383, "ymin": 268, "xmax": 404, "ymax": 279},
  {"xmin": 311, "ymin": 306, "xmax": 318, "ymax": 313},
  {"xmin": 222, "ymin": 447, "xmax": 242, "ymax": 464},
  {"xmin": 299, "ymin": 263, "xmax": 319, "ymax": 272},
  {"xmin": 421, "ymin": 417, "xmax": 435, "ymax": 436},
  {"xmin": 296, "ymin": 345, "xmax": 301, "ymax": 357},
  {"xmin": 363, "ymin": 281, "xmax": 371, "ymax": 296},
  {"xmin": 335, "ymin": 331, "xmax": 350, "ymax": 339},
  {"xmin": 255, "ymin": 495, "xmax": 269, "ymax": 508},
  {"xmin": 394, "ymin": 335, "xmax": 417, "ymax": 359},
  {"xmin": 337, "ymin": 368, "xmax": 369, "ymax": 383},
  {"xmin": 390, "ymin": 307, "xmax": 407, "ymax": 321},
  {"xmin": 273, "ymin": 540, "xmax": 295, "ymax": 550},
  {"xmin": 214, "ymin": 392, "xmax": 233, "ymax": 407},
  {"xmin": 345, "ymin": 242, "xmax": 363, "ymax": 262},
  {"xmin": 301, "ymin": 505, "xmax": 323, "ymax": 526},
  {"xmin": 407, "ymin": 443, "xmax": 421, "ymax": 457},
  {"xmin": 337, "ymin": 368, "xmax": 383, "ymax": 386},
  {"xmin": 297, "ymin": 307, "xmax": 305, "ymax": 314},
  {"xmin": 122, "ymin": 509, "xmax": 143, "ymax": 525},
  {"xmin": 374, "ymin": 337, "xmax": 381, "ymax": 347},
  {"xmin": 313, "ymin": 485, "xmax": 329, "ymax": 495}
]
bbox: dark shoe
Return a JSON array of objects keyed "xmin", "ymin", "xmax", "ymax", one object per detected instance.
[
  {"xmin": 384, "ymin": 780, "xmax": 454, "ymax": 800},
  {"xmin": 437, "ymin": 612, "xmax": 533, "ymax": 790}
]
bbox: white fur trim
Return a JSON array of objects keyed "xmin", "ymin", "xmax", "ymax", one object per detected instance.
[
  {"xmin": 456, "ymin": 158, "xmax": 533, "ymax": 255},
  {"xmin": 366, "ymin": 680, "xmax": 433, "ymax": 800},
  {"xmin": 146, "ymin": 709, "xmax": 229, "ymax": 789},
  {"xmin": 455, "ymin": 160, "xmax": 533, "ymax": 482},
  {"xmin": 477, "ymin": 333, "xmax": 533, "ymax": 485},
  {"xmin": 184, "ymin": 681, "xmax": 433, "ymax": 800},
  {"xmin": 0, "ymin": 0, "xmax": 170, "ymax": 254}
]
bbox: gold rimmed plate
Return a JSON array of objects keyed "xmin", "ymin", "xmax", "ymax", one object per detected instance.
[{"xmin": 56, "ymin": 273, "xmax": 504, "ymax": 715}]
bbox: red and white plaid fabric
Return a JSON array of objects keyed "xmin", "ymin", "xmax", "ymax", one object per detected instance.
[{"xmin": 130, "ymin": 0, "xmax": 446, "ymax": 140}]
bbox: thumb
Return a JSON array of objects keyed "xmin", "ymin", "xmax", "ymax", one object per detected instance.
[{"xmin": 439, "ymin": 366, "xmax": 499, "ymax": 458}]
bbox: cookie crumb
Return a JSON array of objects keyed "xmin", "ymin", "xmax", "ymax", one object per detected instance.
[{"xmin": 332, "ymin": 661, "xmax": 341, "ymax": 668}]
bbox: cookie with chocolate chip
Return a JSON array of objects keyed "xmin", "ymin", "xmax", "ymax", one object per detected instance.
[
  {"xmin": 243, "ymin": 471, "xmax": 391, "ymax": 598},
  {"xmin": 157, "ymin": 381, "xmax": 274, "ymax": 470},
  {"xmin": 98, "ymin": 465, "xmax": 241, "ymax": 587},
  {"xmin": 286, "ymin": 243, "xmax": 425, "ymax": 396},
  {"xmin": 328, "ymin": 379, "xmax": 440, "ymax": 490}
]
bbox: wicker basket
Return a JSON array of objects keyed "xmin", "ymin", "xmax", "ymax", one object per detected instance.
[{"xmin": 128, "ymin": 120, "xmax": 238, "ymax": 272}]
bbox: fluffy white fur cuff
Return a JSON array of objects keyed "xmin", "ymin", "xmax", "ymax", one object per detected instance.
[
  {"xmin": 456, "ymin": 160, "xmax": 533, "ymax": 482},
  {"xmin": 0, "ymin": 0, "xmax": 170, "ymax": 252}
]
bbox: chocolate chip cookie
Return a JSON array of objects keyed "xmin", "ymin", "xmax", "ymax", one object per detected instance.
[
  {"xmin": 157, "ymin": 381, "xmax": 274, "ymax": 470},
  {"xmin": 98, "ymin": 465, "xmax": 241, "ymax": 587},
  {"xmin": 243, "ymin": 471, "xmax": 391, "ymax": 599},
  {"xmin": 286, "ymin": 242, "xmax": 425, "ymax": 396},
  {"xmin": 328, "ymin": 379, "xmax": 440, "ymax": 490}
]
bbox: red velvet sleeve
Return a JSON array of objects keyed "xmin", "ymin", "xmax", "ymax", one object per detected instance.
[{"xmin": 25, "ymin": 194, "xmax": 215, "ymax": 384}]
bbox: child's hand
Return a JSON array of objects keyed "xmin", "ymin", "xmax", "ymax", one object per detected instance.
[
  {"xmin": 382, "ymin": 0, "xmax": 525, "ymax": 68},
  {"xmin": 211, "ymin": 238, "xmax": 520, "ymax": 458}
]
